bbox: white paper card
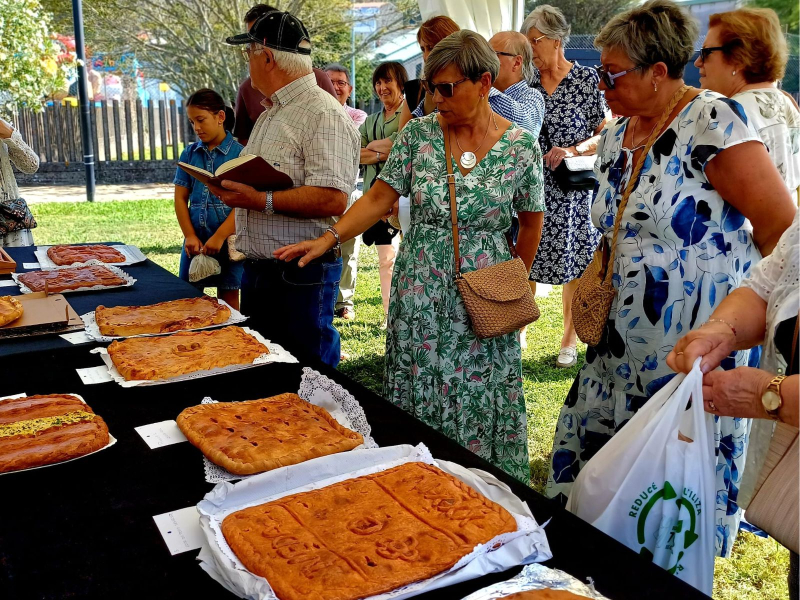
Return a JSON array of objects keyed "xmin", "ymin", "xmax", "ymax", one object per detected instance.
[
  {"xmin": 22, "ymin": 262, "xmax": 40, "ymax": 269},
  {"xmin": 77, "ymin": 365, "xmax": 113, "ymax": 385},
  {"xmin": 0, "ymin": 280, "xmax": 17, "ymax": 287},
  {"xmin": 135, "ymin": 420, "xmax": 188, "ymax": 449},
  {"xmin": 60, "ymin": 331, "xmax": 94, "ymax": 345},
  {"xmin": 0, "ymin": 393, "xmax": 26, "ymax": 401},
  {"xmin": 153, "ymin": 506, "xmax": 205, "ymax": 555}
]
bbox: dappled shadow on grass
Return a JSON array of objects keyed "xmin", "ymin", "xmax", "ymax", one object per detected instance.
[
  {"xmin": 521, "ymin": 352, "xmax": 585, "ymax": 384},
  {"xmin": 337, "ymin": 352, "xmax": 385, "ymax": 395},
  {"xmin": 529, "ymin": 455, "xmax": 552, "ymax": 495}
]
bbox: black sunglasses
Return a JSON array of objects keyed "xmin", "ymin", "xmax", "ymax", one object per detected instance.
[
  {"xmin": 422, "ymin": 78, "xmax": 468, "ymax": 98},
  {"xmin": 595, "ymin": 65, "xmax": 643, "ymax": 89},
  {"xmin": 698, "ymin": 46, "xmax": 728, "ymax": 63},
  {"xmin": 495, "ymin": 51, "xmax": 518, "ymax": 58}
]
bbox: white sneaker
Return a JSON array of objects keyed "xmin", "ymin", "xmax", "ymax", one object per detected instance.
[{"xmin": 556, "ymin": 346, "xmax": 577, "ymax": 368}]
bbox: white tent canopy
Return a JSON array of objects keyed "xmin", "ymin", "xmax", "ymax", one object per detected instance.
[{"xmin": 417, "ymin": 0, "xmax": 525, "ymax": 39}]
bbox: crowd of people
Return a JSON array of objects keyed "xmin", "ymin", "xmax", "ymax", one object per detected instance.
[{"xmin": 1, "ymin": 0, "xmax": 798, "ymax": 591}]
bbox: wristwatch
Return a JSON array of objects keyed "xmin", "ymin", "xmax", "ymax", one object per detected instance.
[
  {"xmin": 263, "ymin": 190, "xmax": 274, "ymax": 215},
  {"xmin": 761, "ymin": 375, "xmax": 786, "ymax": 419}
]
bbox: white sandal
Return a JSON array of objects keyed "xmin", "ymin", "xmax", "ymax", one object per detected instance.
[{"xmin": 556, "ymin": 346, "xmax": 577, "ymax": 368}]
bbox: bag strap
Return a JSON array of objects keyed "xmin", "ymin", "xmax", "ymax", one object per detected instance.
[
  {"xmin": 790, "ymin": 312, "xmax": 799, "ymax": 374},
  {"xmin": 443, "ymin": 119, "xmax": 462, "ymax": 277},
  {"xmin": 602, "ymin": 85, "xmax": 693, "ymax": 283}
]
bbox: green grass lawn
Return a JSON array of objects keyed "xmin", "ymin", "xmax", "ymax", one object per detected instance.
[{"xmin": 30, "ymin": 198, "xmax": 790, "ymax": 599}]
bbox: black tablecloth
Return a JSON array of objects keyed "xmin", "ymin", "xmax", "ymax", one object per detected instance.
[
  {"xmin": 0, "ymin": 344, "xmax": 709, "ymax": 600},
  {"xmin": 0, "ymin": 245, "xmax": 203, "ymax": 356}
]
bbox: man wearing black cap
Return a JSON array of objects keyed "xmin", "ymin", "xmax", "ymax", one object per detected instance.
[
  {"xmin": 233, "ymin": 4, "xmax": 337, "ymax": 145},
  {"xmin": 214, "ymin": 10, "xmax": 360, "ymax": 368}
]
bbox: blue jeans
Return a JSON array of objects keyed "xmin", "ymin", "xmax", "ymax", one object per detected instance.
[{"xmin": 241, "ymin": 257, "xmax": 342, "ymax": 368}]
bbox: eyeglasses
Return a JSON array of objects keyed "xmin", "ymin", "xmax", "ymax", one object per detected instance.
[
  {"xmin": 595, "ymin": 65, "xmax": 643, "ymax": 89},
  {"xmin": 240, "ymin": 43, "xmax": 265, "ymax": 62},
  {"xmin": 530, "ymin": 34, "xmax": 547, "ymax": 45},
  {"xmin": 495, "ymin": 51, "xmax": 518, "ymax": 58},
  {"xmin": 698, "ymin": 46, "xmax": 727, "ymax": 63},
  {"xmin": 422, "ymin": 77, "xmax": 468, "ymax": 98}
]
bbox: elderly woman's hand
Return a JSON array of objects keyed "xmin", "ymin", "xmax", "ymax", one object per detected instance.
[
  {"xmin": 702, "ymin": 367, "xmax": 773, "ymax": 419},
  {"xmin": 543, "ymin": 146, "xmax": 574, "ymax": 170},
  {"xmin": 273, "ymin": 234, "xmax": 336, "ymax": 267},
  {"xmin": 666, "ymin": 321, "xmax": 737, "ymax": 374}
]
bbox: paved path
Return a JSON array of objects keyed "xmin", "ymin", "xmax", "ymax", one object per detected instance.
[{"xmin": 20, "ymin": 184, "xmax": 172, "ymax": 204}]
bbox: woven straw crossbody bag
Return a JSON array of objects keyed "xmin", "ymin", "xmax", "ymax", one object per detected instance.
[
  {"xmin": 443, "ymin": 120, "xmax": 539, "ymax": 340},
  {"xmin": 572, "ymin": 85, "xmax": 693, "ymax": 346}
]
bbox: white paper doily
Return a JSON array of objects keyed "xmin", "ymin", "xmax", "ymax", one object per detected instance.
[
  {"xmin": 80, "ymin": 299, "xmax": 248, "ymax": 342},
  {"xmin": 12, "ymin": 263, "xmax": 136, "ymax": 294},
  {"xmin": 200, "ymin": 367, "xmax": 378, "ymax": 483},
  {"xmin": 0, "ymin": 392, "xmax": 117, "ymax": 476},
  {"xmin": 34, "ymin": 244, "xmax": 146, "ymax": 269},
  {"xmin": 90, "ymin": 327, "xmax": 297, "ymax": 387}
]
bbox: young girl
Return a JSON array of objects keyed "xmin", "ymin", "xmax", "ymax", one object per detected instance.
[{"xmin": 173, "ymin": 89, "xmax": 244, "ymax": 309}]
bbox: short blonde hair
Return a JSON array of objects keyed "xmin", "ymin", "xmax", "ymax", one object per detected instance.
[
  {"xmin": 709, "ymin": 8, "xmax": 788, "ymax": 83},
  {"xmin": 594, "ymin": 0, "xmax": 698, "ymax": 79}
]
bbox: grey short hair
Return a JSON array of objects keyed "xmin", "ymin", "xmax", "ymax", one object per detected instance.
[
  {"xmin": 324, "ymin": 63, "xmax": 351, "ymax": 84},
  {"xmin": 424, "ymin": 30, "xmax": 499, "ymax": 84},
  {"xmin": 271, "ymin": 46, "xmax": 313, "ymax": 78},
  {"xmin": 594, "ymin": 0, "xmax": 699, "ymax": 79},
  {"xmin": 498, "ymin": 32, "xmax": 535, "ymax": 85},
  {"xmin": 521, "ymin": 5, "xmax": 571, "ymax": 44}
]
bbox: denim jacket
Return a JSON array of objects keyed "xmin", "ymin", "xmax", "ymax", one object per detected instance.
[{"xmin": 173, "ymin": 131, "xmax": 244, "ymax": 233}]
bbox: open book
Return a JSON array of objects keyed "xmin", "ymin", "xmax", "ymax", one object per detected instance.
[{"xmin": 177, "ymin": 154, "xmax": 293, "ymax": 192}]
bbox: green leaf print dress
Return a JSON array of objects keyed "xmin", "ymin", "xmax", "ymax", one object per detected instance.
[{"xmin": 378, "ymin": 114, "xmax": 545, "ymax": 483}]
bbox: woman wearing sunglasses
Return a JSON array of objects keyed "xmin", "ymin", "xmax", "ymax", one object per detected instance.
[
  {"xmin": 694, "ymin": 8, "xmax": 799, "ymax": 196},
  {"xmin": 545, "ymin": 0, "xmax": 795, "ymax": 560},
  {"xmin": 275, "ymin": 30, "xmax": 546, "ymax": 484},
  {"xmin": 522, "ymin": 5, "xmax": 610, "ymax": 369}
]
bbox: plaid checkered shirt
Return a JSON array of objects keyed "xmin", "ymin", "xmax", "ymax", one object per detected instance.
[{"xmin": 237, "ymin": 73, "xmax": 360, "ymax": 258}]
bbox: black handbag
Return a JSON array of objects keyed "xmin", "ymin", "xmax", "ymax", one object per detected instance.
[
  {"xmin": 0, "ymin": 197, "xmax": 37, "ymax": 235},
  {"xmin": 541, "ymin": 123, "xmax": 597, "ymax": 191}
]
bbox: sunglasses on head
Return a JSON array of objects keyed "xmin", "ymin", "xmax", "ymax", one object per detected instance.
[
  {"xmin": 422, "ymin": 77, "xmax": 468, "ymax": 98},
  {"xmin": 595, "ymin": 64, "xmax": 643, "ymax": 89}
]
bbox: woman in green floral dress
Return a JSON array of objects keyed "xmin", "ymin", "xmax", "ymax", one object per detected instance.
[{"xmin": 274, "ymin": 31, "xmax": 545, "ymax": 483}]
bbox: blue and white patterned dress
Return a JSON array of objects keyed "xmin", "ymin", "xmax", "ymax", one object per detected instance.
[
  {"xmin": 530, "ymin": 64, "xmax": 608, "ymax": 284},
  {"xmin": 546, "ymin": 90, "xmax": 763, "ymax": 558}
]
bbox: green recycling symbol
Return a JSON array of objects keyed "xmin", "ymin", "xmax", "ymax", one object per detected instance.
[{"xmin": 636, "ymin": 481, "xmax": 699, "ymax": 574}]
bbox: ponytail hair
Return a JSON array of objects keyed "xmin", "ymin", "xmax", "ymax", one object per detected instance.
[{"xmin": 185, "ymin": 88, "xmax": 235, "ymax": 132}]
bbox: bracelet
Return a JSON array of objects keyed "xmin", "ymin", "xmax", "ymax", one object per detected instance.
[
  {"xmin": 704, "ymin": 318, "xmax": 737, "ymax": 337},
  {"xmin": 325, "ymin": 225, "xmax": 341, "ymax": 250},
  {"xmin": 262, "ymin": 190, "xmax": 274, "ymax": 215}
]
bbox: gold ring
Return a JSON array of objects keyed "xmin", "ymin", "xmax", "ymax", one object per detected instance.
[
  {"xmin": 708, "ymin": 402, "xmax": 717, "ymax": 412},
  {"xmin": 676, "ymin": 351, "xmax": 684, "ymax": 356}
]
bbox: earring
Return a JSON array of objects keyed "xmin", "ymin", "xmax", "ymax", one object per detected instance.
[
  {"xmin": 480, "ymin": 94, "xmax": 484, "ymax": 99},
  {"xmin": 653, "ymin": 82, "xmax": 658, "ymax": 92},
  {"xmin": 732, "ymin": 70, "xmax": 736, "ymax": 75}
]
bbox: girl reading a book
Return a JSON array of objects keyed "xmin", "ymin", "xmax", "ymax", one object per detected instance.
[{"xmin": 173, "ymin": 89, "xmax": 244, "ymax": 309}]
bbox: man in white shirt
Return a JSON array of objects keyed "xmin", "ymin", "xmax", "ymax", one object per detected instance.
[{"xmin": 217, "ymin": 10, "xmax": 360, "ymax": 367}]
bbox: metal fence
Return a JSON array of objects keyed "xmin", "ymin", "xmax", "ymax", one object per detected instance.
[{"xmin": 11, "ymin": 100, "xmax": 195, "ymax": 165}]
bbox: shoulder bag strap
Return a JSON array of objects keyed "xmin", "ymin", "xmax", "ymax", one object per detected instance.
[
  {"xmin": 602, "ymin": 85, "xmax": 693, "ymax": 283},
  {"xmin": 443, "ymin": 119, "xmax": 462, "ymax": 278}
]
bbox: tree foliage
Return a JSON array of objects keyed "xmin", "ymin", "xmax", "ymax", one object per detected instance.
[
  {"xmin": 41, "ymin": 0, "xmax": 418, "ymax": 104},
  {"xmin": 0, "ymin": 0, "xmax": 71, "ymax": 111},
  {"xmin": 524, "ymin": 0, "xmax": 633, "ymax": 35},
  {"xmin": 748, "ymin": 0, "xmax": 799, "ymax": 34}
]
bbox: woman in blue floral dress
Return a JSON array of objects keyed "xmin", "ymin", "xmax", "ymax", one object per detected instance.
[
  {"xmin": 546, "ymin": 0, "xmax": 795, "ymax": 558},
  {"xmin": 522, "ymin": 6, "xmax": 609, "ymax": 367}
]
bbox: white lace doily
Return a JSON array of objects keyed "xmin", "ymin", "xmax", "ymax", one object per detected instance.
[
  {"xmin": 34, "ymin": 245, "xmax": 147, "ymax": 269},
  {"xmin": 12, "ymin": 263, "xmax": 137, "ymax": 294},
  {"xmin": 80, "ymin": 300, "xmax": 248, "ymax": 342},
  {"xmin": 91, "ymin": 327, "xmax": 297, "ymax": 387},
  {"xmin": 201, "ymin": 368, "xmax": 378, "ymax": 483}
]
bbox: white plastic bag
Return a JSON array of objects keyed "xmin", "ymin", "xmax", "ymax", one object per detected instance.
[
  {"xmin": 189, "ymin": 253, "xmax": 221, "ymax": 282},
  {"xmin": 566, "ymin": 359, "xmax": 716, "ymax": 594}
]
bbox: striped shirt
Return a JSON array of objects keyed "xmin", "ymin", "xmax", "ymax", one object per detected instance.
[
  {"xmin": 237, "ymin": 73, "xmax": 360, "ymax": 258},
  {"xmin": 502, "ymin": 80, "xmax": 545, "ymax": 138}
]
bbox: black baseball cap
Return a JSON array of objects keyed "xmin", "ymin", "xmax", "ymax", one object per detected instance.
[{"xmin": 226, "ymin": 10, "xmax": 312, "ymax": 55}]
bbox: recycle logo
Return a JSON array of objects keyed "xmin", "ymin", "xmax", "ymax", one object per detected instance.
[{"xmin": 635, "ymin": 481, "xmax": 700, "ymax": 575}]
